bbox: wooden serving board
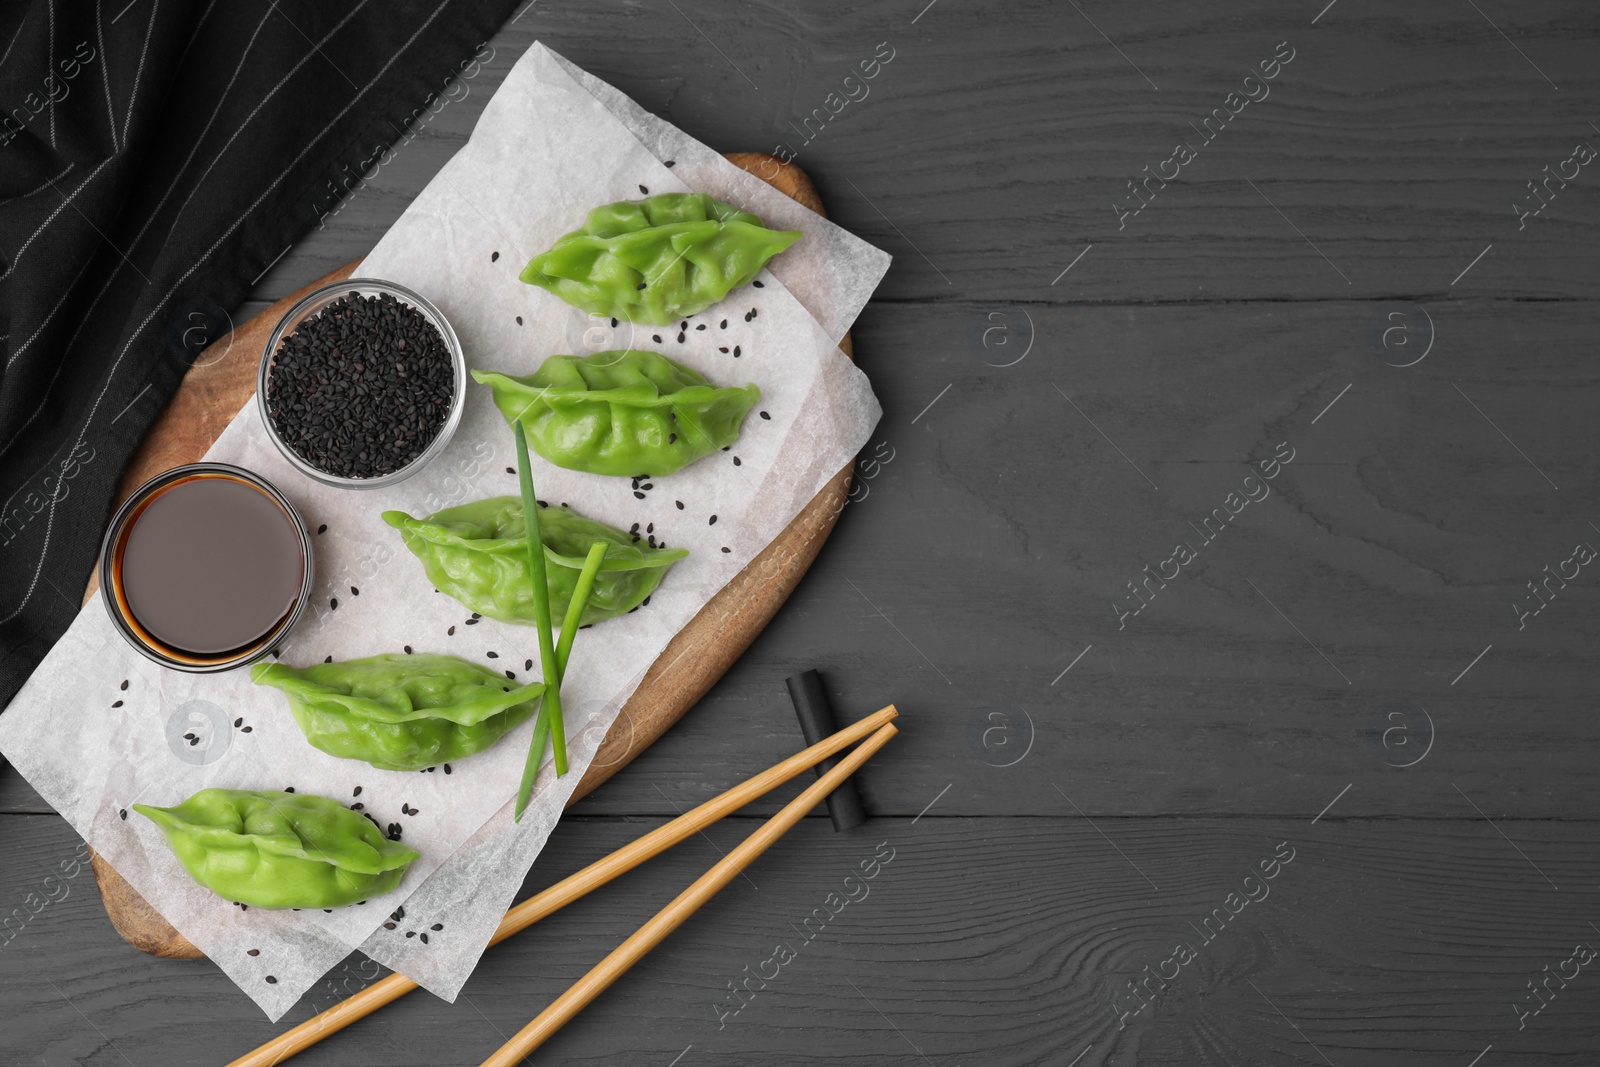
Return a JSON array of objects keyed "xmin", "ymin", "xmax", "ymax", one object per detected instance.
[{"xmin": 82, "ymin": 154, "xmax": 854, "ymax": 958}]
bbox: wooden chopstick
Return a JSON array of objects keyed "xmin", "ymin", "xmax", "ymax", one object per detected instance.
[
  {"xmin": 226, "ymin": 704, "xmax": 899, "ymax": 1067},
  {"xmin": 479, "ymin": 719, "xmax": 900, "ymax": 1066}
]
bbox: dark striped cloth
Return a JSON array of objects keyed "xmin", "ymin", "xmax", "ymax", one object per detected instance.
[{"xmin": 0, "ymin": 0, "xmax": 521, "ymax": 711}]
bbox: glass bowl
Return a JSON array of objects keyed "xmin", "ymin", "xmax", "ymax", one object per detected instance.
[
  {"xmin": 100, "ymin": 463, "xmax": 315, "ymax": 673},
  {"xmin": 257, "ymin": 277, "xmax": 466, "ymax": 490}
]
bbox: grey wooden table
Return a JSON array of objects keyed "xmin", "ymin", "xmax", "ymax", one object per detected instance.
[{"xmin": 5, "ymin": 2, "xmax": 1600, "ymax": 1064}]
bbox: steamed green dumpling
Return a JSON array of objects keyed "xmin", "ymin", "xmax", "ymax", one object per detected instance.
[
  {"xmin": 251, "ymin": 653, "xmax": 546, "ymax": 771},
  {"xmin": 472, "ymin": 350, "xmax": 758, "ymax": 478},
  {"xmin": 519, "ymin": 192, "xmax": 800, "ymax": 325},
  {"xmin": 382, "ymin": 498, "xmax": 687, "ymax": 627},
  {"xmin": 134, "ymin": 788, "xmax": 419, "ymax": 909}
]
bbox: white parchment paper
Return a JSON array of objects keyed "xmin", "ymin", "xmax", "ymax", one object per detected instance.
[{"xmin": 0, "ymin": 42, "xmax": 885, "ymax": 1020}]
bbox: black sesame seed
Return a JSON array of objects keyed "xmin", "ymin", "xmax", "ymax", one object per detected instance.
[
  {"xmin": 634, "ymin": 490, "xmax": 645, "ymax": 499},
  {"xmin": 720, "ymin": 319, "xmax": 728, "ymax": 329},
  {"xmin": 317, "ymin": 524, "xmax": 327, "ymax": 535},
  {"xmin": 491, "ymin": 251, "xmax": 500, "ymax": 262},
  {"xmin": 637, "ymin": 282, "xmax": 648, "ymax": 291},
  {"xmin": 325, "ymin": 655, "xmax": 333, "ymax": 663},
  {"xmin": 350, "ymin": 586, "xmax": 359, "ymax": 596},
  {"xmin": 525, "ymin": 658, "xmax": 533, "ymax": 670},
  {"xmin": 486, "ymin": 651, "xmax": 498, "ymax": 658},
  {"xmin": 652, "ymin": 335, "xmax": 662, "ymax": 343},
  {"xmin": 242, "ymin": 726, "xmax": 253, "ymax": 733},
  {"xmin": 353, "ymin": 786, "xmax": 363, "ymax": 796},
  {"xmin": 465, "ymin": 618, "xmax": 479, "ymax": 625},
  {"xmin": 664, "ymin": 160, "xmax": 675, "ymax": 167},
  {"xmin": 120, "ymin": 679, "xmax": 129, "ymax": 691},
  {"xmin": 431, "ymin": 922, "xmax": 444, "ymax": 931},
  {"xmin": 420, "ymin": 932, "xmax": 430, "ymax": 944},
  {"xmin": 669, "ymin": 433, "xmax": 677, "ymax": 443},
  {"xmin": 718, "ymin": 347, "xmax": 729, "ymax": 353},
  {"xmin": 404, "ymin": 645, "xmax": 412, "ymax": 654},
  {"xmin": 472, "ymin": 613, "xmax": 481, "ymax": 619},
  {"xmin": 507, "ymin": 467, "xmax": 515, "ymax": 474},
  {"xmin": 405, "ymin": 931, "xmax": 415, "ymax": 938},
  {"xmin": 696, "ymin": 324, "xmax": 707, "ymax": 330},
  {"xmin": 676, "ymin": 500, "xmax": 684, "ymax": 510},
  {"xmin": 111, "ymin": 700, "xmax": 123, "ymax": 708},
  {"xmin": 516, "ymin": 316, "xmax": 523, "ymax": 326},
  {"xmin": 677, "ymin": 333, "xmax": 686, "ymax": 343},
  {"xmin": 266, "ymin": 976, "xmax": 278, "ymax": 984},
  {"xmin": 247, "ymin": 949, "xmax": 260, "ymax": 956},
  {"xmin": 444, "ymin": 764, "xmax": 452, "ymax": 774},
  {"xmin": 330, "ymin": 597, "xmax": 339, "ymax": 610},
  {"xmin": 721, "ymin": 547, "xmax": 731, "ymax": 553},
  {"xmin": 639, "ymin": 184, "xmax": 649, "ymax": 194},
  {"xmin": 119, "ymin": 809, "xmax": 127, "ymax": 820},
  {"xmin": 759, "ymin": 411, "xmax": 770, "ymax": 420},
  {"xmin": 264, "ymin": 291, "xmax": 454, "ymax": 479},
  {"xmin": 733, "ymin": 345, "xmax": 741, "ymax": 357},
  {"xmin": 448, "ymin": 625, "xmax": 456, "ymax": 636},
  {"xmin": 753, "ymin": 280, "xmax": 764, "ymax": 288},
  {"xmin": 351, "ymin": 802, "xmax": 363, "ymax": 811},
  {"xmin": 383, "ymin": 922, "xmax": 396, "ymax": 930},
  {"xmin": 393, "ymin": 907, "xmax": 406, "ymax": 920},
  {"xmin": 611, "ymin": 318, "xmax": 619, "ymax": 327},
  {"xmin": 234, "ymin": 718, "xmax": 243, "ymax": 727},
  {"xmin": 733, "ymin": 456, "xmax": 742, "ymax": 466}
]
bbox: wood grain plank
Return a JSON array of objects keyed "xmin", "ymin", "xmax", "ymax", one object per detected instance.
[
  {"xmin": 5, "ymin": 813, "xmax": 1598, "ymax": 1066},
  {"xmin": 245, "ymin": 1, "xmax": 1600, "ymax": 307}
]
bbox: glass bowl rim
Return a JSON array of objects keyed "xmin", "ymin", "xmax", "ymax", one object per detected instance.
[{"xmin": 256, "ymin": 277, "xmax": 467, "ymax": 490}]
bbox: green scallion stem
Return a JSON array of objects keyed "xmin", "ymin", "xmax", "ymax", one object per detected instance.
[
  {"xmin": 513, "ymin": 539, "xmax": 606, "ymax": 821},
  {"xmin": 513, "ymin": 422, "xmax": 564, "ymax": 779}
]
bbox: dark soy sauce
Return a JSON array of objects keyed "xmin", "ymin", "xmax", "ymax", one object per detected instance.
[{"xmin": 119, "ymin": 476, "xmax": 304, "ymax": 655}]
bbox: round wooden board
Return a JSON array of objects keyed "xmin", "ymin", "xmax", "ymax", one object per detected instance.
[{"xmin": 83, "ymin": 154, "xmax": 854, "ymax": 958}]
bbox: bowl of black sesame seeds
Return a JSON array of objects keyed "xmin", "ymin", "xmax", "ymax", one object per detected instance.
[{"xmin": 258, "ymin": 279, "xmax": 466, "ymax": 489}]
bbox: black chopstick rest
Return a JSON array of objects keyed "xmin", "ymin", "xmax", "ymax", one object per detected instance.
[{"xmin": 784, "ymin": 669, "xmax": 868, "ymax": 832}]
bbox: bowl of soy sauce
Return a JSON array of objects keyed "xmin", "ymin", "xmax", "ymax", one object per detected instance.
[{"xmin": 100, "ymin": 463, "xmax": 314, "ymax": 672}]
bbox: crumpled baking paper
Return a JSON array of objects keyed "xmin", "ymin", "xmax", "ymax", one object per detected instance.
[{"xmin": 0, "ymin": 41, "xmax": 886, "ymax": 1021}]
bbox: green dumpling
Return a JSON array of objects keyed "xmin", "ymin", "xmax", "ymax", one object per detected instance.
[
  {"xmin": 134, "ymin": 788, "xmax": 419, "ymax": 910},
  {"xmin": 472, "ymin": 350, "xmax": 758, "ymax": 478},
  {"xmin": 519, "ymin": 192, "xmax": 800, "ymax": 325},
  {"xmin": 251, "ymin": 653, "xmax": 547, "ymax": 771},
  {"xmin": 382, "ymin": 497, "xmax": 687, "ymax": 627}
]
